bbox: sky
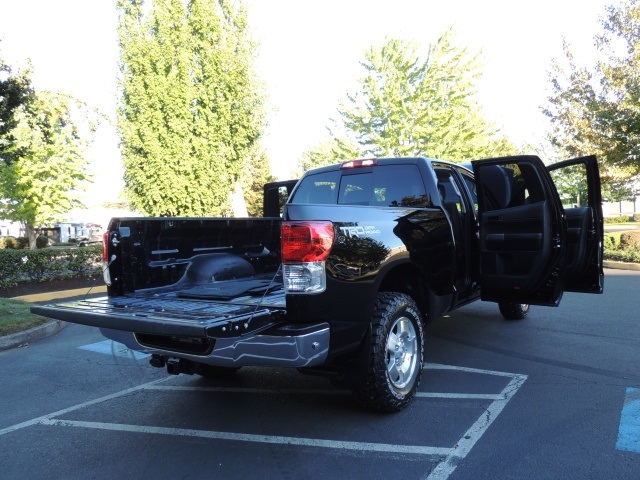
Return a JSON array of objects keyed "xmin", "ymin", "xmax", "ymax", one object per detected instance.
[{"xmin": 0, "ymin": 0, "xmax": 612, "ymax": 207}]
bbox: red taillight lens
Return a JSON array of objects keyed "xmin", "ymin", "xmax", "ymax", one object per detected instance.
[
  {"xmin": 102, "ymin": 231, "xmax": 109, "ymax": 262},
  {"xmin": 282, "ymin": 221, "xmax": 334, "ymax": 263}
]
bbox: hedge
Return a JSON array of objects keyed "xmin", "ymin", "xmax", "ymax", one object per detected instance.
[
  {"xmin": 0, "ymin": 245, "xmax": 102, "ymax": 289},
  {"xmin": 604, "ymin": 230, "xmax": 640, "ymax": 264},
  {"xmin": 604, "ymin": 248, "xmax": 640, "ymax": 263},
  {"xmin": 604, "ymin": 215, "xmax": 633, "ymax": 224},
  {"xmin": 620, "ymin": 231, "xmax": 640, "ymax": 250}
]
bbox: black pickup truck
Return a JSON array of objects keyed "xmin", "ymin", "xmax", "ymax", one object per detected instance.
[{"xmin": 33, "ymin": 155, "xmax": 604, "ymax": 411}]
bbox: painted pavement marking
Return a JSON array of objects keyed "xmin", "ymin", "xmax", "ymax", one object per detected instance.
[
  {"xmin": 0, "ymin": 362, "xmax": 527, "ymax": 480},
  {"xmin": 617, "ymin": 387, "xmax": 640, "ymax": 454},
  {"xmin": 79, "ymin": 340, "xmax": 150, "ymax": 360}
]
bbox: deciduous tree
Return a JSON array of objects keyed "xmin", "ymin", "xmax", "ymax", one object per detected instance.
[
  {"xmin": 0, "ymin": 54, "xmax": 33, "ymax": 165},
  {"xmin": 0, "ymin": 83, "xmax": 93, "ymax": 249},
  {"xmin": 117, "ymin": 0, "xmax": 265, "ymax": 216},
  {"xmin": 240, "ymin": 146, "xmax": 275, "ymax": 217},
  {"xmin": 545, "ymin": 0, "xmax": 640, "ymax": 200}
]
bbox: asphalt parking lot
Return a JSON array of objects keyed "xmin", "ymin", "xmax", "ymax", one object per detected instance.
[{"xmin": 1, "ymin": 269, "xmax": 639, "ymax": 479}]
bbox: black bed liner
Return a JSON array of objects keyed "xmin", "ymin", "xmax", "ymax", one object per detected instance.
[{"xmin": 31, "ymin": 286, "xmax": 286, "ymax": 339}]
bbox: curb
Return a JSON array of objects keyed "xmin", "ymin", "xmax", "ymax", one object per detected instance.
[
  {"xmin": 0, "ymin": 319, "xmax": 67, "ymax": 352},
  {"xmin": 604, "ymin": 260, "xmax": 640, "ymax": 271}
]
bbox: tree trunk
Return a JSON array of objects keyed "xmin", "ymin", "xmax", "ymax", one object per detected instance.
[{"xmin": 25, "ymin": 223, "xmax": 37, "ymax": 250}]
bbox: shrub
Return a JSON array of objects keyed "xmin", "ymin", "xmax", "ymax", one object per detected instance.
[
  {"xmin": 36, "ymin": 235, "xmax": 49, "ymax": 249},
  {"xmin": 66, "ymin": 245, "xmax": 102, "ymax": 276},
  {"xmin": 634, "ymin": 214, "xmax": 640, "ymax": 222},
  {"xmin": 620, "ymin": 231, "xmax": 640, "ymax": 250},
  {"xmin": 20, "ymin": 249, "xmax": 66, "ymax": 282},
  {"xmin": 605, "ymin": 248, "xmax": 640, "ymax": 263},
  {"xmin": 2, "ymin": 236, "xmax": 18, "ymax": 249},
  {"xmin": 16, "ymin": 237, "xmax": 29, "ymax": 249},
  {"xmin": 0, "ymin": 245, "xmax": 103, "ymax": 289},
  {"xmin": 604, "ymin": 235, "xmax": 616, "ymax": 250},
  {"xmin": 0, "ymin": 250, "xmax": 23, "ymax": 288},
  {"xmin": 604, "ymin": 215, "xmax": 632, "ymax": 224}
]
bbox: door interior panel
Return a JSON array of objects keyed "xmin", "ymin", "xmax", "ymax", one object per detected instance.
[
  {"xmin": 564, "ymin": 207, "xmax": 591, "ymax": 278},
  {"xmin": 480, "ymin": 201, "xmax": 551, "ymax": 291}
]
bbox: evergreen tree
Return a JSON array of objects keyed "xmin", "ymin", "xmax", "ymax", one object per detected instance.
[
  {"xmin": 333, "ymin": 30, "xmax": 514, "ymax": 162},
  {"xmin": 117, "ymin": 0, "xmax": 265, "ymax": 216},
  {"xmin": 297, "ymin": 137, "xmax": 361, "ymax": 175}
]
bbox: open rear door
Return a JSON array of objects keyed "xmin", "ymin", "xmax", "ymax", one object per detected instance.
[
  {"xmin": 472, "ymin": 155, "xmax": 603, "ymax": 307},
  {"xmin": 473, "ymin": 156, "xmax": 566, "ymax": 306}
]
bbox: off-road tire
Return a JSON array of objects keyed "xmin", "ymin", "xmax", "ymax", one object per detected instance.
[
  {"xmin": 354, "ymin": 292, "xmax": 425, "ymax": 412},
  {"xmin": 498, "ymin": 302, "xmax": 530, "ymax": 320}
]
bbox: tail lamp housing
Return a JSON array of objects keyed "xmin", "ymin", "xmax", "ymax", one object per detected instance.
[
  {"xmin": 281, "ymin": 221, "xmax": 334, "ymax": 294},
  {"xmin": 102, "ymin": 231, "xmax": 112, "ymax": 286}
]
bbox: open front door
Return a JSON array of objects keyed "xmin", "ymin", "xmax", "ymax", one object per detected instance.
[
  {"xmin": 547, "ymin": 155, "xmax": 604, "ymax": 293},
  {"xmin": 263, "ymin": 180, "xmax": 298, "ymax": 217},
  {"xmin": 472, "ymin": 155, "xmax": 603, "ymax": 307}
]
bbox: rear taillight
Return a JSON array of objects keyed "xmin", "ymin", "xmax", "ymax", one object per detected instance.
[
  {"xmin": 102, "ymin": 231, "xmax": 109, "ymax": 263},
  {"xmin": 102, "ymin": 231, "xmax": 111, "ymax": 286},
  {"xmin": 282, "ymin": 221, "xmax": 334, "ymax": 294},
  {"xmin": 282, "ymin": 222, "xmax": 334, "ymax": 263}
]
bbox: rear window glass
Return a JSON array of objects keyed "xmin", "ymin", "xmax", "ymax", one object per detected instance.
[{"xmin": 292, "ymin": 165, "xmax": 428, "ymax": 207}]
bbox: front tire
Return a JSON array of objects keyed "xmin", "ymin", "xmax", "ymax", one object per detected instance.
[
  {"xmin": 499, "ymin": 302, "xmax": 529, "ymax": 320},
  {"xmin": 354, "ymin": 292, "xmax": 425, "ymax": 412}
]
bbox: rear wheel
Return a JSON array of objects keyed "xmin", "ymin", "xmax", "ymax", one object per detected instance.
[
  {"xmin": 499, "ymin": 302, "xmax": 530, "ymax": 320},
  {"xmin": 354, "ymin": 292, "xmax": 424, "ymax": 412}
]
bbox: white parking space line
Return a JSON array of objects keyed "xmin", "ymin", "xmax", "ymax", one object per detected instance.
[
  {"xmin": 2, "ymin": 363, "xmax": 526, "ymax": 480},
  {"xmin": 146, "ymin": 385, "xmax": 506, "ymax": 401},
  {"xmin": 39, "ymin": 418, "xmax": 452, "ymax": 456},
  {"xmin": 424, "ymin": 368, "xmax": 528, "ymax": 480},
  {"xmin": 0, "ymin": 377, "xmax": 170, "ymax": 437}
]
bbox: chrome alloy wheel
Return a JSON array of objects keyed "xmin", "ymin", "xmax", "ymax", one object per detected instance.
[{"xmin": 385, "ymin": 316, "xmax": 418, "ymax": 389}]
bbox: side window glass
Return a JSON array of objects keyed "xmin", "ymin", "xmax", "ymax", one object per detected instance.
[
  {"xmin": 436, "ymin": 168, "xmax": 465, "ymax": 214},
  {"xmin": 461, "ymin": 173, "xmax": 478, "ymax": 214},
  {"xmin": 373, "ymin": 165, "xmax": 428, "ymax": 207},
  {"xmin": 548, "ymin": 163, "xmax": 589, "ymax": 209}
]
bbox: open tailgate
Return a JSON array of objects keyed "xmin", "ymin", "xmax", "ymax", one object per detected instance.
[{"xmin": 31, "ymin": 294, "xmax": 285, "ymax": 338}]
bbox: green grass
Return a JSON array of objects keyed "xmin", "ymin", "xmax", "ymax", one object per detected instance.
[{"xmin": 0, "ymin": 298, "xmax": 48, "ymax": 336}]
